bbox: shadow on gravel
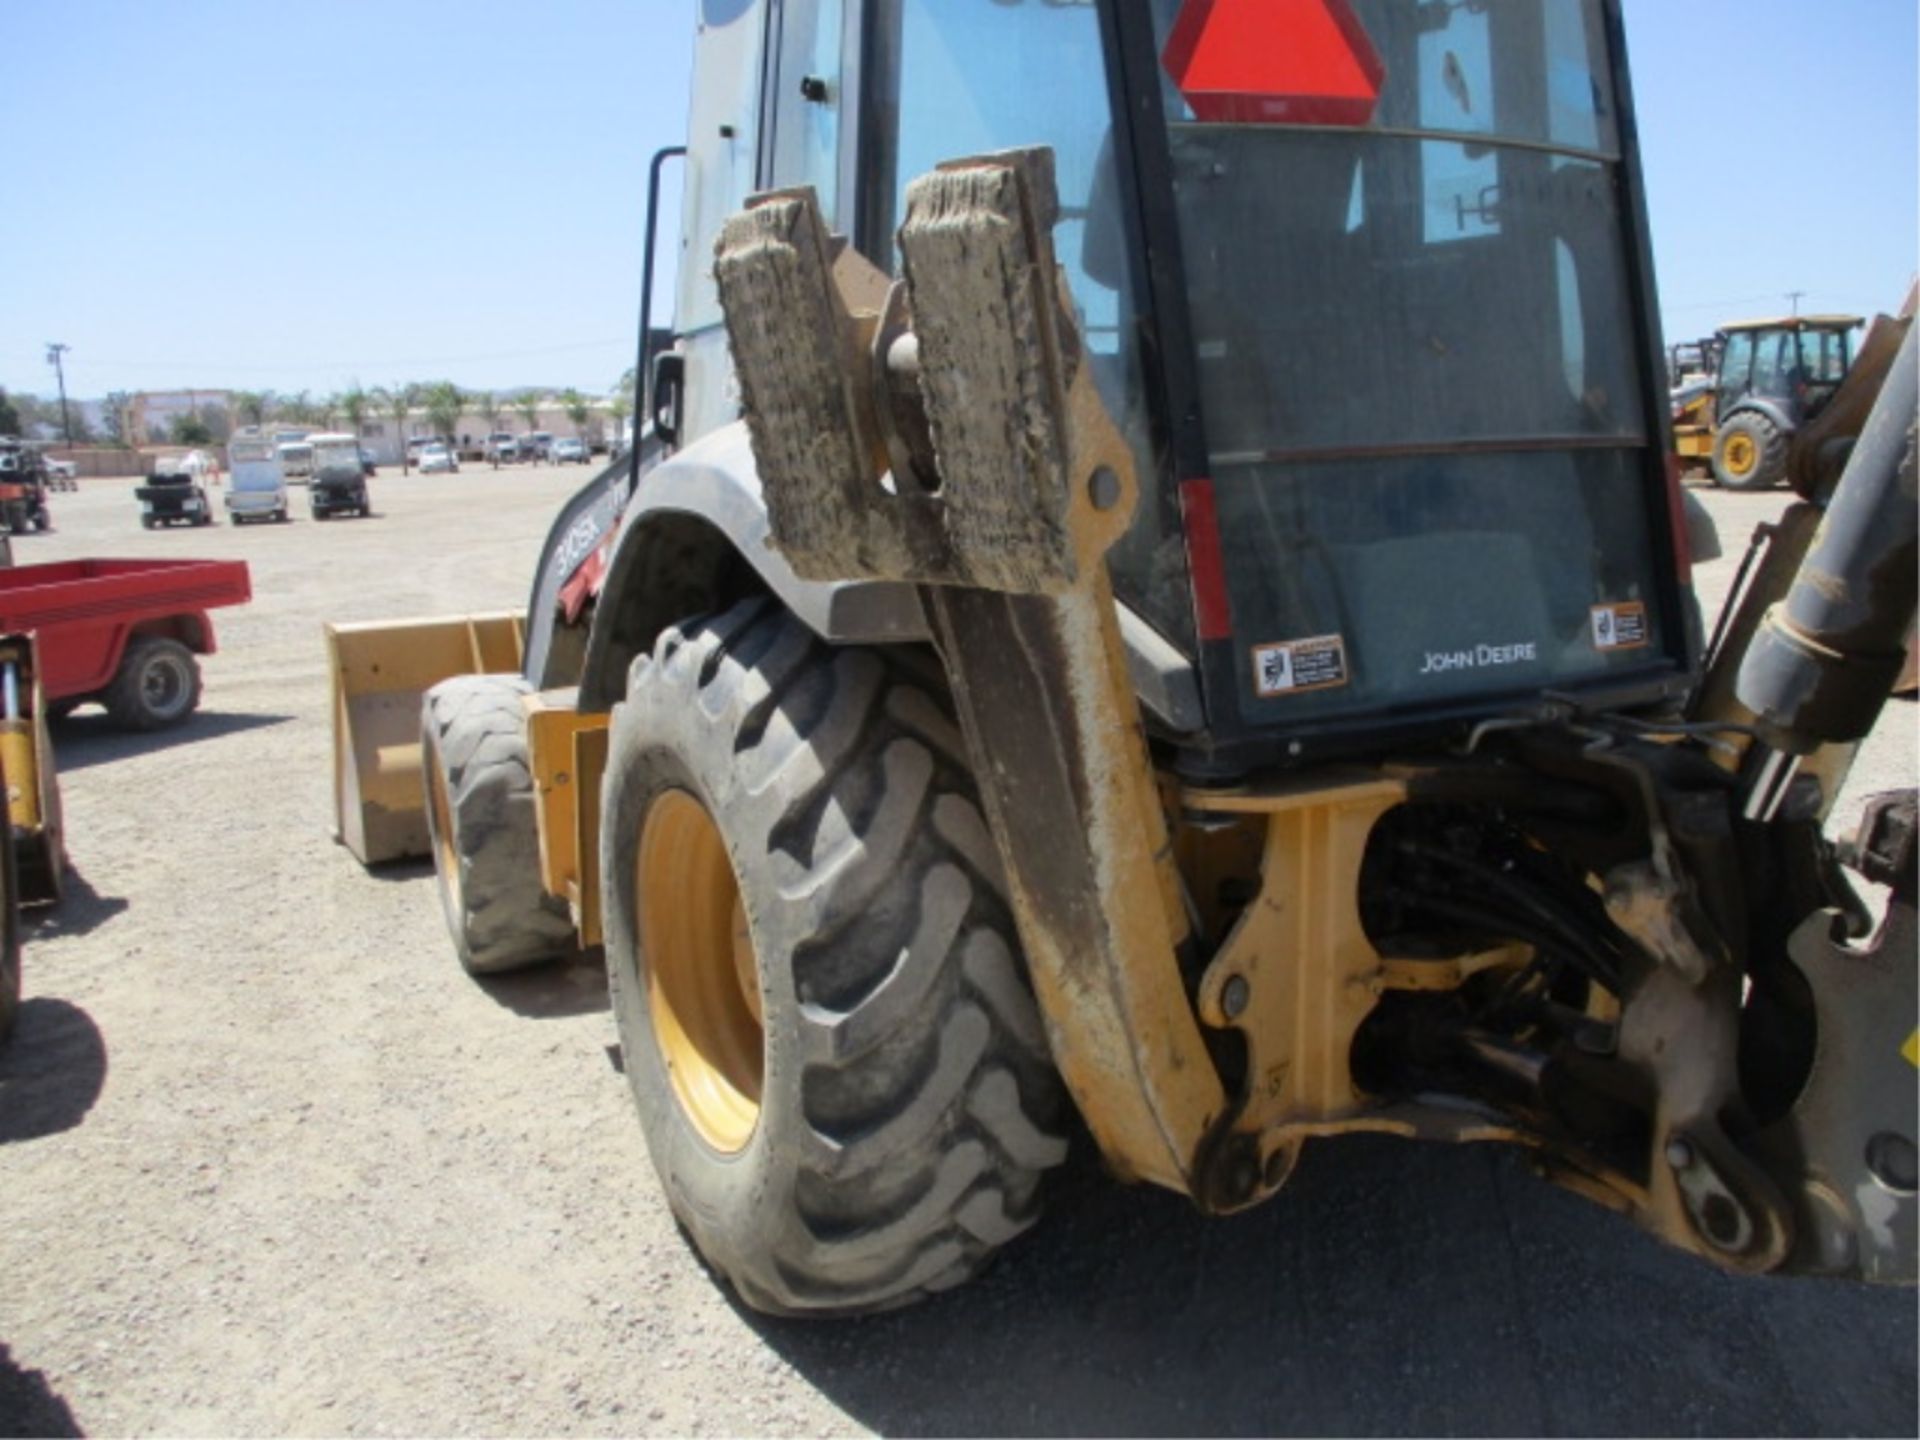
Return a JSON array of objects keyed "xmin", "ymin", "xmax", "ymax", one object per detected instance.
[
  {"xmin": 745, "ymin": 1136, "xmax": 1917, "ymax": 1439},
  {"xmin": 478, "ymin": 951, "xmax": 609, "ymax": 1019},
  {"xmin": 26, "ymin": 868, "xmax": 128, "ymax": 942},
  {"xmin": 0, "ymin": 1342, "xmax": 82, "ymax": 1438},
  {"xmin": 363, "ymin": 857, "xmax": 434, "ymax": 884},
  {"xmin": 50, "ymin": 711, "xmax": 293, "ymax": 773},
  {"xmin": 0, "ymin": 999, "xmax": 107, "ymax": 1145}
]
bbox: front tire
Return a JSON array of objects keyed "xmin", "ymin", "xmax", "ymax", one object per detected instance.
[
  {"xmin": 421, "ymin": 675, "xmax": 575, "ymax": 974},
  {"xmin": 603, "ymin": 600, "xmax": 1067, "ymax": 1316},
  {"xmin": 1712, "ymin": 411, "xmax": 1787, "ymax": 491}
]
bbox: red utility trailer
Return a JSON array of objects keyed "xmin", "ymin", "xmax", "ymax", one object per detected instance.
[{"xmin": 0, "ymin": 558, "xmax": 252, "ymax": 729}]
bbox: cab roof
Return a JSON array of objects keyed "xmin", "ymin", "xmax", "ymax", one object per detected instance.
[{"xmin": 1720, "ymin": 315, "xmax": 1863, "ymax": 334}]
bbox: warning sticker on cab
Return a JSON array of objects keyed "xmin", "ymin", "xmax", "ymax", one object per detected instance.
[
  {"xmin": 1252, "ymin": 634, "xmax": 1349, "ymax": 698},
  {"xmin": 1590, "ymin": 602, "xmax": 1650, "ymax": 652}
]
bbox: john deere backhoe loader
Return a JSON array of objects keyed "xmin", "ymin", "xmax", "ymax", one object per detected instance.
[{"xmin": 329, "ymin": 0, "xmax": 1917, "ymax": 1315}]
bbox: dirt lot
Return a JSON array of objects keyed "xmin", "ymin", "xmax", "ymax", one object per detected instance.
[{"xmin": 0, "ymin": 468, "xmax": 1913, "ymax": 1437}]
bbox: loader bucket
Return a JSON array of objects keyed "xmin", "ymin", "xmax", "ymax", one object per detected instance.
[{"xmin": 327, "ymin": 613, "xmax": 524, "ymax": 865}]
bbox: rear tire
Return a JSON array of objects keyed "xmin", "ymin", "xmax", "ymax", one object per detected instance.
[
  {"xmin": 1712, "ymin": 411, "xmax": 1787, "ymax": 491},
  {"xmin": 603, "ymin": 599, "xmax": 1067, "ymax": 1316},
  {"xmin": 421, "ymin": 675, "xmax": 575, "ymax": 974},
  {"xmin": 104, "ymin": 636, "xmax": 201, "ymax": 730}
]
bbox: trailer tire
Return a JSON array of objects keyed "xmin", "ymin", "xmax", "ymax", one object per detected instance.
[
  {"xmin": 421, "ymin": 675, "xmax": 575, "ymax": 975},
  {"xmin": 104, "ymin": 636, "xmax": 201, "ymax": 730},
  {"xmin": 1712, "ymin": 411, "xmax": 1787, "ymax": 491},
  {"xmin": 603, "ymin": 599, "xmax": 1068, "ymax": 1316}
]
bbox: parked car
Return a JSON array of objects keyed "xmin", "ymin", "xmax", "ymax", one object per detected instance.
[
  {"xmin": 552, "ymin": 437, "xmax": 589, "ymax": 465},
  {"xmin": 136, "ymin": 470, "xmax": 212, "ymax": 528},
  {"xmin": 487, "ymin": 434, "xmax": 520, "ymax": 463},
  {"xmin": 419, "ymin": 443, "xmax": 459, "ymax": 475},
  {"xmin": 275, "ymin": 441, "xmax": 314, "ymax": 481},
  {"xmin": 525, "ymin": 431, "xmax": 554, "ymax": 462},
  {"xmin": 309, "ymin": 434, "xmax": 372, "ymax": 519},
  {"xmin": 224, "ymin": 462, "xmax": 289, "ymax": 525}
]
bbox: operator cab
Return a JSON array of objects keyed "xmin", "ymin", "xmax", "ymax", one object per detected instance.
[
  {"xmin": 1714, "ymin": 315, "xmax": 1860, "ymax": 428},
  {"xmin": 673, "ymin": 0, "xmax": 1690, "ymax": 759}
]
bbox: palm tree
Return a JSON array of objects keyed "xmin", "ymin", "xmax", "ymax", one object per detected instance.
[
  {"xmin": 317, "ymin": 393, "xmax": 341, "ymax": 431},
  {"xmin": 606, "ymin": 389, "xmax": 632, "ymax": 454},
  {"xmin": 514, "ymin": 389, "xmax": 542, "ymax": 438},
  {"xmin": 231, "ymin": 390, "xmax": 269, "ymax": 430},
  {"xmin": 376, "ymin": 383, "xmax": 419, "ymax": 473},
  {"xmin": 339, "ymin": 386, "xmax": 370, "ymax": 441},
  {"xmin": 559, "ymin": 387, "xmax": 589, "ymax": 440},
  {"xmin": 471, "ymin": 390, "xmax": 500, "ymax": 467},
  {"xmin": 421, "ymin": 381, "xmax": 464, "ymax": 446}
]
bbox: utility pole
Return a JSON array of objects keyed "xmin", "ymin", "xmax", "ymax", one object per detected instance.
[
  {"xmin": 45, "ymin": 343, "xmax": 73, "ymax": 447},
  {"xmin": 1788, "ymin": 290, "xmax": 1805, "ymax": 318}
]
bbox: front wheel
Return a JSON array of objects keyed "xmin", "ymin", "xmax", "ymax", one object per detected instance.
[
  {"xmin": 420, "ymin": 675, "xmax": 575, "ymax": 974},
  {"xmin": 602, "ymin": 600, "xmax": 1067, "ymax": 1316},
  {"xmin": 104, "ymin": 636, "xmax": 201, "ymax": 730}
]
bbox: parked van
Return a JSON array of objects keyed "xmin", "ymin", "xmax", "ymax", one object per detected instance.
[
  {"xmin": 276, "ymin": 441, "xmax": 314, "ymax": 480},
  {"xmin": 225, "ymin": 433, "xmax": 289, "ymax": 524}
]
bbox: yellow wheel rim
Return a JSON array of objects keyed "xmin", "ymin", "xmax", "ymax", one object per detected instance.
[
  {"xmin": 427, "ymin": 743, "xmax": 462, "ymax": 915},
  {"xmin": 637, "ymin": 789, "xmax": 763, "ymax": 1153},
  {"xmin": 1723, "ymin": 433, "xmax": 1757, "ymax": 476}
]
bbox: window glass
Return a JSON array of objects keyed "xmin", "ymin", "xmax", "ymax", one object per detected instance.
[
  {"xmin": 1716, "ymin": 330, "xmax": 1754, "ymax": 412},
  {"xmin": 1213, "ymin": 449, "xmax": 1667, "ymax": 721},
  {"xmin": 890, "ymin": 0, "xmax": 1189, "ymax": 641},
  {"xmin": 1751, "ymin": 330, "xmax": 1795, "ymax": 395},
  {"xmin": 1147, "ymin": 0, "xmax": 1671, "ymax": 727},
  {"xmin": 1801, "ymin": 329, "xmax": 1849, "ymax": 383},
  {"xmin": 1171, "ymin": 132, "xmax": 1645, "ymax": 455}
]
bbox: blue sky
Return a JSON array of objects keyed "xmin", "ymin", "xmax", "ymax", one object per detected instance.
[{"xmin": 1, "ymin": 0, "xmax": 1913, "ymax": 401}]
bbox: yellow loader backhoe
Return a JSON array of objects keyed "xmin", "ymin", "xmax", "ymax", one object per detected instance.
[
  {"xmin": 330, "ymin": 0, "xmax": 1916, "ymax": 1314},
  {"xmin": 1672, "ymin": 314, "xmax": 1866, "ymax": 491}
]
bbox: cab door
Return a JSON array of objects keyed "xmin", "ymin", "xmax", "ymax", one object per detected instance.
[
  {"xmin": 765, "ymin": 0, "xmax": 847, "ymax": 225},
  {"xmin": 675, "ymin": 0, "xmax": 848, "ymax": 447}
]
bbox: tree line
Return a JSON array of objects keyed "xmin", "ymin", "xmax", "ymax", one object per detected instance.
[{"xmin": 0, "ymin": 376, "xmax": 636, "ymax": 455}]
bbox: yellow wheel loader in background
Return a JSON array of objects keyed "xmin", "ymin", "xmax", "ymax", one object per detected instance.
[
  {"xmin": 1672, "ymin": 315, "xmax": 1865, "ymax": 491},
  {"xmin": 329, "ymin": 0, "xmax": 1917, "ymax": 1315}
]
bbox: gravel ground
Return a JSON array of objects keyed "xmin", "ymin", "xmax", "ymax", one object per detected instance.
[{"xmin": 0, "ymin": 468, "xmax": 1912, "ymax": 1438}]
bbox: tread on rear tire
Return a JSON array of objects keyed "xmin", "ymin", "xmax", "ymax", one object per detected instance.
[{"xmin": 602, "ymin": 598, "xmax": 1068, "ymax": 1317}]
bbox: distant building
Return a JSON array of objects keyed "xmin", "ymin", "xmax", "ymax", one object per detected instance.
[{"xmin": 354, "ymin": 394, "xmax": 623, "ymax": 463}]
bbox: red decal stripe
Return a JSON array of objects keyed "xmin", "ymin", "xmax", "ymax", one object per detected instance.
[{"xmin": 1179, "ymin": 477, "xmax": 1233, "ymax": 642}]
